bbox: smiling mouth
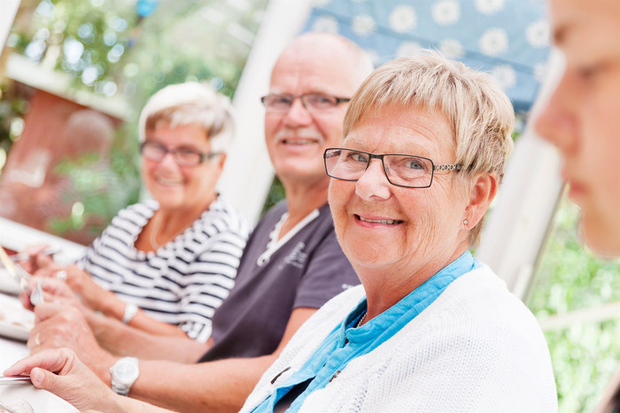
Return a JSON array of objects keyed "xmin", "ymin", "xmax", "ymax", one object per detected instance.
[
  {"xmin": 281, "ymin": 139, "xmax": 318, "ymax": 145},
  {"xmin": 356, "ymin": 215, "xmax": 403, "ymax": 225},
  {"xmin": 156, "ymin": 177, "xmax": 183, "ymax": 186}
]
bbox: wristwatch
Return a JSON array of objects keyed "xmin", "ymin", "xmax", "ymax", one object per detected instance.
[{"xmin": 110, "ymin": 357, "xmax": 140, "ymax": 396}]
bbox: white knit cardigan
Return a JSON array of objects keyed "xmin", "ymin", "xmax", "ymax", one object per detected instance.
[{"xmin": 241, "ymin": 265, "xmax": 558, "ymax": 413}]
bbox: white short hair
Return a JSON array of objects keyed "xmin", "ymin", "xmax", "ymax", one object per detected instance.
[{"xmin": 138, "ymin": 82, "xmax": 234, "ymax": 153}]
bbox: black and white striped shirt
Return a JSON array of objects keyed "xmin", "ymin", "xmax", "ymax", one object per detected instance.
[{"xmin": 77, "ymin": 196, "xmax": 250, "ymax": 342}]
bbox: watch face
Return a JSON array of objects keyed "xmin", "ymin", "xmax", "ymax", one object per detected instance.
[{"xmin": 113, "ymin": 359, "xmax": 139, "ymax": 384}]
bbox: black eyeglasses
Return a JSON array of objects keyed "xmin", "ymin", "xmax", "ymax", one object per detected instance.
[
  {"xmin": 260, "ymin": 93, "xmax": 351, "ymax": 113},
  {"xmin": 323, "ymin": 148, "xmax": 462, "ymax": 189},
  {"xmin": 140, "ymin": 142, "xmax": 219, "ymax": 167}
]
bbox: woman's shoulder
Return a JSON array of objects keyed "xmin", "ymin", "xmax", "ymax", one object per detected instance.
[
  {"xmin": 115, "ymin": 199, "xmax": 157, "ymax": 219},
  {"xmin": 178, "ymin": 197, "xmax": 250, "ymax": 247},
  {"xmin": 437, "ymin": 265, "xmax": 537, "ymax": 325},
  {"xmin": 106, "ymin": 200, "xmax": 156, "ymax": 231},
  {"xmin": 360, "ymin": 267, "xmax": 556, "ymax": 411},
  {"xmin": 396, "ymin": 265, "xmax": 552, "ymax": 368}
]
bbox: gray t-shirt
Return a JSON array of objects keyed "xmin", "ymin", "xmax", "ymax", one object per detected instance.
[{"xmin": 198, "ymin": 201, "xmax": 359, "ymax": 362}]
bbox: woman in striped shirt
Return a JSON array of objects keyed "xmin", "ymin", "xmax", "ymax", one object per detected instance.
[{"xmin": 22, "ymin": 82, "xmax": 249, "ymax": 347}]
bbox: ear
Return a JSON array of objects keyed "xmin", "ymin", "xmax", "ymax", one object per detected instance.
[
  {"xmin": 217, "ymin": 152, "xmax": 227, "ymax": 170},
  {"xmin": 464, "ymin": 172, "xmax": 498, "ymax": 228},
  {"xmin": 211, "ymin": 153, "xmax": 227, "ymax": 181}
]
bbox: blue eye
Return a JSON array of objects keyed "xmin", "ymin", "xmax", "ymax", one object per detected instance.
[
  {"xmin": 349, "ymin": 152, "xmax": 369, "ymax": 163},
  {"xmin": 405, "ymin": 159, "xmax": 425, "ymax": 170}
]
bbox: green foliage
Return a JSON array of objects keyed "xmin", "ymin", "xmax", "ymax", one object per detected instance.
[
  {"xmin": 528, "ymin": 194, "xmax": 620, "ymax": 412},
  {"xmin": 262, "ymin": 176, "xmax": 286, "ymax": 217},
  {"xmin": 0, "ymin": 83, "xmax": 30, "ymax": 153},
  {"xmin": 2, "ymin": 0, "xmax": 267, "ymax": 240}
]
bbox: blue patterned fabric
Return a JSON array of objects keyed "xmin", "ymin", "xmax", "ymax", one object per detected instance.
[{"xmin": 304, "ymin": 0, "xmax": 550, "ymax": 112}]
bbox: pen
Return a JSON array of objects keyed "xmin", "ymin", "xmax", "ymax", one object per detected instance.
[{"xmin": 0, "ymin": 376, "xmax": 31, "ymax": 385}]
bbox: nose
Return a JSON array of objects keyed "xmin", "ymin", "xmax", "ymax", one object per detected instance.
[
  {"xmin": 534, "ymin": 71, "xmax": 579, "ymax": 155},
  {"xmin": 157, "ymin": 151, "xmax": 179, "ymax": 169},
  {"xmin": 282, "ymin": 97, "xmax": 313, "ymax": 128},
  {"xmin": 355, "ymin": 159, "xmax": 392, "ymax": 201}
]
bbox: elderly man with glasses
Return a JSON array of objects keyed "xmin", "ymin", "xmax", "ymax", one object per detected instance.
[{"xmin": 7, "ymin": 32, "xmax": 374, "ymax": 413}]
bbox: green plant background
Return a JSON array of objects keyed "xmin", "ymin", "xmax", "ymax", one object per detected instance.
[
  {"xmin": 1, "ymin": 0, "xmax": 267, "ymax": 242},
  {"xmin": 528, "ymin": 193, "xmax": 620, "ymax": 412}
]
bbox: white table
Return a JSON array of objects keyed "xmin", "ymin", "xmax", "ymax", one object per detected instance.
[{"xmin": 0, "ymin": 294, "xmax": 77, "ymax": 412}]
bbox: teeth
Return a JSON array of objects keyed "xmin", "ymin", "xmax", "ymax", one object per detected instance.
[
  {"xmin": 156, "ymin": 177, "xmax": 182, "ymax": 185},
  {"xmin": 283, "ymin": 139, "xmax": 316, "ymax": 145},
  {"xmin": 358, "ymin": 216, "xmax": 401, "ymax": 225}
]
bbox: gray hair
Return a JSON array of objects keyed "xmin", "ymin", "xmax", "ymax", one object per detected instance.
[
  {"xmin": 344, "ymin": 51, "xmax": 515, "ymax": 247},
  {"xmin": 138, "ymin": 82, "xmax": 234, "ymax": 153}
]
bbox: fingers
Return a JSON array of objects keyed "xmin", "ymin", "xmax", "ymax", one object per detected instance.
[
  {"xmin": 27, "ymin": 303, "xmax": 105, "ymax": 370},
  {"xmin": 19, "ymin": 290, "xmax": 35, "ymax": 311},
  {"xmin": 4, "ymin": 349, "xmax": 114, "ymax": 412},
  {"xmin": 19, "ymin": 244, "xmax": 54, "ymax": 273},
  {"xmin": 33, "ymin": 264, "xmax": 63, "ymax": 279},
  {"xmin": 32, "ymin": 301, "xmax": 77, "ymax": 324},
  {"xmin": 4, "ymin": 348, "xmax": 74, "ymax": 377},
  {"xmin": 23, "ymin": 244, "xmax": 50, "ymax": 257},
  {"xmin": 28, "ymin": 276, "xmax": 73, "ymax": 300}
]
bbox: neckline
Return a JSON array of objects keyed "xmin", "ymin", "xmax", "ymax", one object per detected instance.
[{"xmin": 256, "ymin": 208, "xmax": 320, "ymax": 267}]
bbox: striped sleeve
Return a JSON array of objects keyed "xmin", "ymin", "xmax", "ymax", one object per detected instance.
[{"xmin": 175, "ymin": 202, "xmax": 250, "ymax": 342}]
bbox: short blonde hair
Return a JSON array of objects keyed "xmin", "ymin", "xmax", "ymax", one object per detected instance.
[
  {"xmin": 344, "ymin": 51, "xmax": 515, "ymax": 247},
  {"xmin": 138, "ymin": 82, "xmax": 234, "ymax": 153}
]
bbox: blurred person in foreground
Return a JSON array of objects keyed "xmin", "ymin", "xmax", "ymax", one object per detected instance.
[
  {"xmin": 533, "ymin": 0, "xmax": 620, "ymax": 411},
  {"xmin": 20, "ymin": 82, "xmax": 251, "ymax": 352},
  {"xmin": 6, "ymin": 32, "xmax": 367, "ymax": 412}
]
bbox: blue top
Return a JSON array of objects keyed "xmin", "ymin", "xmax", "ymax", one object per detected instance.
[{"xmin": 251, "ymin": 251, "xmax": 481, "ymax": 413}]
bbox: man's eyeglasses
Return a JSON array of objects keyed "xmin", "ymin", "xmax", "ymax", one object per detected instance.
[
  {"xmin": 260, "ymin": 93, "xmax": 351, "ymax": 113},
  {"xmin": 323, "ymin": 148, "xmax": 462, "ymax": 189},
  {"xmin": 140, "ymin": 142, "xmax": 219, "ymax": 167}
]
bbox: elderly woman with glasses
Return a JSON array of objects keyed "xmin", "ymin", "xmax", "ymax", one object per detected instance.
[{"xmin": 20, "ymin": 82, "xmax": 249, "ymax": 352}]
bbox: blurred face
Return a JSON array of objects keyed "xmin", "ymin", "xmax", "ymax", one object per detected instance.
[
  {"xmin": 141, "ymin": 123, "xmax": 224, "ymax": 213},
  {"xmin": 535, "ymin": 0, "xmax": 620, "ymax": 256},
  {"xmin": 264, "ymin": 43, "xmax": 364, "ymax": 188},
  {"xmin": 328, "ymin": 105, "xmax": 470, "ymax": 280}
]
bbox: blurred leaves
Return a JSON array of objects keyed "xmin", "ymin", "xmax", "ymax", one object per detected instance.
[
  {"xmin": 1, "ymin": 0, "xmax": 268, "ymax": 241},
  {"xmin": 528, "ymin": 193, "xmax": 620, "ymax": 412},
  {"xmin": 9, "ymin": 0, "xmax": 267, "ymax": 104}
]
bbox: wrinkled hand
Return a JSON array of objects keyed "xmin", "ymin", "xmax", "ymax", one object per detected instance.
[
  {"xmin": 19, "ymin": 276, "xmax": 82, "ymax": 312},
  {"xmin": 17, "ymin": 244, "xmax": 55, "ymax": 274},
  {"xmin": 4, "ymin": 348, "xmax": 119, "ymax": 412},
  {"xmin": 27, "ymin": 302, "xmax": 114, "ymax": 380},
  {"xmin": 32, "ymin": 264, "xmax": 105, "ymax": 310}
]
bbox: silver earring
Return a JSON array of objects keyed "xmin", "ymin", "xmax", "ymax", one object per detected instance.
[{"xmin": 463, "ymin": 219, "xmax": 469, "ymax": 226}]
